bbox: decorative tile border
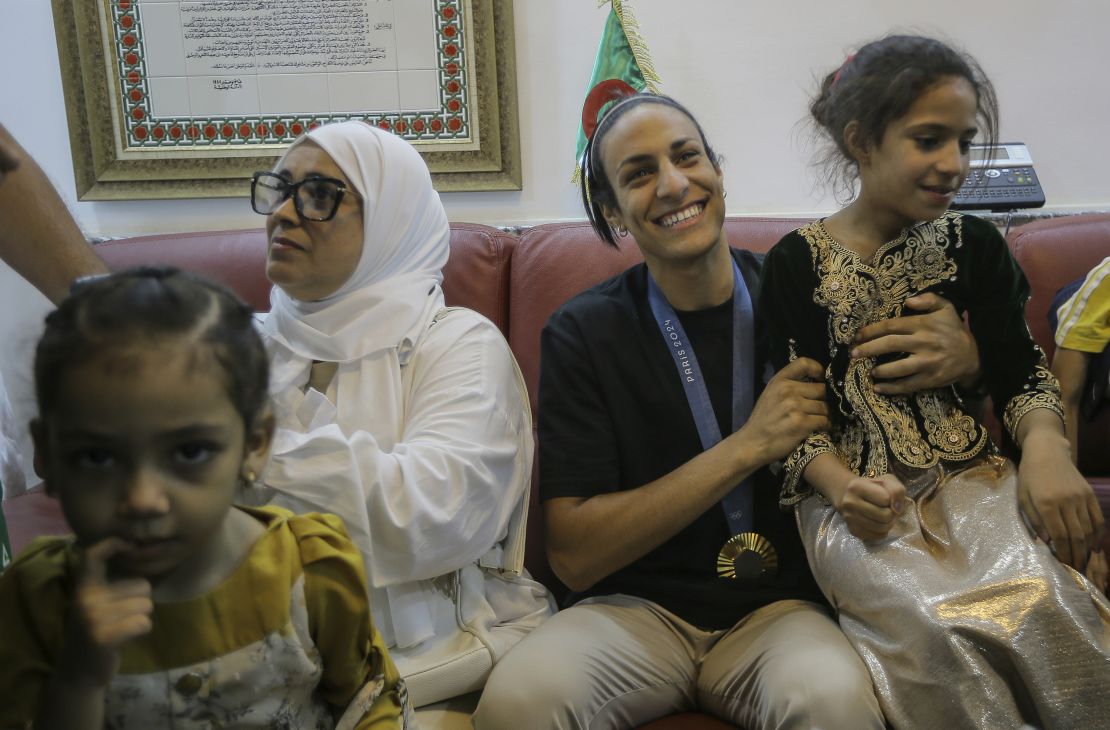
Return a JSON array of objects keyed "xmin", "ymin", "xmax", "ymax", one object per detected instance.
[{"xmin": 109, "ymin": 0, "xmax": 471, "ymax": 148}]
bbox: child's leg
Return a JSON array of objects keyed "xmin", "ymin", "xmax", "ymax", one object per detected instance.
[{"xmin": 798, "ymin": 456, "xmax": 1110, "ymax": 729}]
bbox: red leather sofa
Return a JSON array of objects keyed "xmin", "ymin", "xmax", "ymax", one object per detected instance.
[
  {"xmin": 1009, "ymin": 213, "xmax": 1110, "ymax": 484},
  {"xmin": 4, "ymin": 214, "xmax": 1108, "ymax": 730}
]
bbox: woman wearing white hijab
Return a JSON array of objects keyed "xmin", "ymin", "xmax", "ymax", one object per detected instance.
[{"xmin": 246, "ymin": 120, "xmax": 552, "ymax": 708}]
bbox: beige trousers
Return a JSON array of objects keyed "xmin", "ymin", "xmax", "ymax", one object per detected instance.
[{"xmin": 472, "ymin": 595, "xmax": 882, "ymax": 730}]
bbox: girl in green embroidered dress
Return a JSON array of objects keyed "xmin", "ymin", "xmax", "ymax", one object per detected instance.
[{"xmin": 759, "ymin": 34, "xmax": 1110, "ymax": 728}]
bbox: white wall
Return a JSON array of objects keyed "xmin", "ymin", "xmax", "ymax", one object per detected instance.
[
  {"xmin": 3, "ymin": 0, "xmax": 1109, "ymax": 235},
  {"xmin": 2, "ymin": 0, "xmax": 1109, "ymax": 486}
]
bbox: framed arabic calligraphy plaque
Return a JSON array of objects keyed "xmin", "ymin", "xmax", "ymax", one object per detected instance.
[{"xmin": 52, "ymin": 0, "xmax": 520, "ymax": 199}]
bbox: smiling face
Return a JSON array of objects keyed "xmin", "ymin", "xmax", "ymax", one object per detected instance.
[
  {"xmin": 33, "ymin": 342, "xmax": 271, "ymax": 588},
  {"xmin": 264, "ymin": 141, "xmax": 364, "ymax": 301},
  {"xmin": 853, "ymin": 75, "xmax": 979, "ymax": 236},
  {"xmin": 597, "ymin": 103, "xmax": 728, "ymax": 269}
]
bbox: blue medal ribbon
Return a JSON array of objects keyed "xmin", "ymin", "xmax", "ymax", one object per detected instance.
[{"xmin": 646, "ymin": 256, "xmax": 755, "ymax": 536}]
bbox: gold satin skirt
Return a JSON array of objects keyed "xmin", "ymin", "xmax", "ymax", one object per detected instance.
[{"xmin": 797, "ymin": 455, "xmax": 1110, "ymax": 729}]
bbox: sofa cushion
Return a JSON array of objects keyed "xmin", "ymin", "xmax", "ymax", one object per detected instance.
[
  {"xmin": 720, "ymin": 217, "xmax": 814, "ymax": 257},
  {"xmin": 3, "ymin": 486, "xmax": 68, "ymax": 554}
]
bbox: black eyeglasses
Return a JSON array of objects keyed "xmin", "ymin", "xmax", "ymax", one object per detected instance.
[{"xmin": 250, "ymin": 171, "xmax": 356, "ymax": 222}]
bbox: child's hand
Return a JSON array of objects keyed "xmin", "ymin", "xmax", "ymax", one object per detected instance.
[
  {"xmin": 835, "ymin": 474, "xmax": 907, "ymax": 541},
  {"xmin": 63, "ymin": 538, "xmax": 154, "ymax": 688},
  {"xmin": 1017, "ymin": 439, "xmax": 1104, "ymax": 572}
]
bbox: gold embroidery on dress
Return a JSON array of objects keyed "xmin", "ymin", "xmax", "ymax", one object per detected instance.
[
  {"xmin": 918, "ymin": 390, "xmax": 982, "ymax": 460},
  {"xmin": 839, "ymin": 419, "xmax": 866, "ymax": 474},
  {"xmin": 842, "ymin": 359, "xmax": 892, "ymax": 475},
  {"xmin": 1003, "ymin": 361, "xmax": 1064, "ymax": 437},
  {"xmin": 782, "ymin": 213, "xmax": 992, "ymax": 499},
  {"xmin": 782, "ymin": 432, "xmax": 835, "ymax": 506}
]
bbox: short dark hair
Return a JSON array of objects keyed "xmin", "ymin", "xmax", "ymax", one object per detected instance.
[
  {"xmin": 35, "ymin": 267, "xmax": 270, "ymax": 429},
  {"xmin": 581, "ymin": 93, "xmax": 721, "ymax": 247},
  {"xmin": 809, "ymin": 34, "xmax": 999, "ymax": 200}
]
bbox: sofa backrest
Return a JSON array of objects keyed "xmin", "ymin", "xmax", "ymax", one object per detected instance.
[
  {"xmin": 95, "ymin": 223, "xmax": 517, "ymax": 332},
  {"xmin": 1006, "ymin": 213, "xmax": 1110, "ymax": 475},
  {"xmin": 1006, "ymin": 213, "xmax": 1110, "ymax": 360},
  {"xmin": 76, "ymin": 213, "xmax": 1110, "ymax": 429},
  {"xmin": 96, "ymin": 230, "xmax": 273, "ymax": 310},
  {"xmin": 441, "ymin": 223, "xmax": 517, "ymax": 332}
]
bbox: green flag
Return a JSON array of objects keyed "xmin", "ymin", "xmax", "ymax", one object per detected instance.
[{"xmin": 573, "ymin": 0, "xmax": 661, "ymax": 181}]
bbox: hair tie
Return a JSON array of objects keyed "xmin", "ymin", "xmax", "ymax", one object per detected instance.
[{"xmin": 831, "ymin": 53, "xmax": 856, "ymax": 88}]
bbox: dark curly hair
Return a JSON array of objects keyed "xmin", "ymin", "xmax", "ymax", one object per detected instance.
[
  {"xmin": 809, "ymin": 34, "xmax": 999, "ymax": 201},
  {"xmin": 35, "ymin": 267, "xmax": 270, "ymax": 429},
  {"xmin": 581, "ymin": 93, "xmax": 722, "ymax": 247}
]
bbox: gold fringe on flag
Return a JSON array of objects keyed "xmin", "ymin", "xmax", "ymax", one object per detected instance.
[{"xmin": 609, "ymin": 0, "xmax": 661, "ymax": 94}]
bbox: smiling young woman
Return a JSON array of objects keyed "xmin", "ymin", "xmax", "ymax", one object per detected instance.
[
  {"xmin": 598, "ymin": 105, "xmax": 727, "ymax": 258},
  {"xmin": 592, "ymin": 99, "xmax": 733, "ymax": 311},
  {"xmin": 473, "ymin": 94, "xmax": 884, "ymax": 729}
]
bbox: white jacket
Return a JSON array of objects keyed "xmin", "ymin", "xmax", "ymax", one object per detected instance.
[{"xmin": 252, "ymin": 305, "xmax": 552, "ymax": 705}]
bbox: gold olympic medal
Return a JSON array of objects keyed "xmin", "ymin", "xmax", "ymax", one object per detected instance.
[{"xmin": 716, "ymin": 532, "xmax": 778, "ymax": 580}]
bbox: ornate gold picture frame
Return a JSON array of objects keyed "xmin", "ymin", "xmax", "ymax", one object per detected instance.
[{"xmin": 52, "ymin": 0, "xmax": 520, "ymax": 199}]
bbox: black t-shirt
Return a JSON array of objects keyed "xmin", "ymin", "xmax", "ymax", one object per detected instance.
[{"xmin": 539, "ymin": 248, "xmax": 824, "ymax": 630}]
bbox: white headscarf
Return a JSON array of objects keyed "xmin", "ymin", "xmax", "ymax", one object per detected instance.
[{"xmin": 263, "ymin": 120, "xmax": 451, "ymax": 385}]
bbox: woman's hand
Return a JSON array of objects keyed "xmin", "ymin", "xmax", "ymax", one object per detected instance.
[
  {"xmin": 1018, "ymin": 435, "xmax": 1105, "ymax": 572},
  {"xmin": 852, "ymin": 294, "xmax": 980, "ymax": 394},
  {"xmin": 63, "ymin": 538, "xmax": 154, "ymax": 688},
  {"xmin": 834, "ymin": 473, "xmax": 907, "ymax": 541},
  {"xmin": 742, "ymin": 357, "xmax": 830, "ymax": 464},
  {"xmin": 1086, "ymin": 549, "xmax": 1108, "ymax": 595}
]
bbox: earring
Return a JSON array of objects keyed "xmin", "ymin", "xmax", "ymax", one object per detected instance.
[
  {"xmin": 240, "ymin": 467, "xmax": 260, "ymax": 489},
  {"xmin": 616, "ymin": 225, "xmax": 629, "ymax": 238},
  {"xmin": 723, "ymin": 189, "xmax": 728, "ymax": 199}
]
